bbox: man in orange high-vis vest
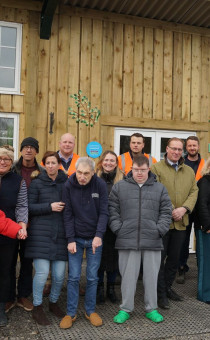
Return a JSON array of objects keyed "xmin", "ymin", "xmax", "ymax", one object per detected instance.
[
  {"xmin": 177, "ymin": 136, "xmax": 205, "ymax": 284},
  {"xmin": 58, "ymin": 133, "xmax": 79, "ymax": 177},
  {"xmin": 118, "ymin": 133, "xmax": 157, "ymax": 175}
]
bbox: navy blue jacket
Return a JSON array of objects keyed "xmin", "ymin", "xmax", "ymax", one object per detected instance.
[{"xmin": 63, "ymin": 173, "xmax": 109, "ymax": 243}]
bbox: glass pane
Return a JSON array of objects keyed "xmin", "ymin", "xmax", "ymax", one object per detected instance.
[
  {"xmin": 0, "ymin": 67, "xmax": 15, "ymax": 88},
  {"xmin": 119, "ymin": 135, "xmax": 151, "ymax": 155},
  {"xmin": 0, "ymin": 117, "xmax": 14, "ymax": 139},
  {"xmin": 1, "ymin": 26, "xmax": 17, "ymax": 47},
  {"xmin": 0, "ymin": 46, "xmax": 16, "ymax": 67},
  {"xmin": 160, "ymin": 138, "xmax": 187, "ymax": 159}
]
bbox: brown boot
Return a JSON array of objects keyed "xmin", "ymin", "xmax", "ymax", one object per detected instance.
[
  {"xmin": 49, "ymin": 302, "xmax": 65, "ymax": 318},
  {"xmin": 32, "ymin": 305, "xmax": 51, "ymax": 326}
]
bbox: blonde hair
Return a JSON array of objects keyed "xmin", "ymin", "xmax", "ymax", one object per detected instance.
[
  {"xmin": 96, "ymin": 150, "xmax": 123, "ymax": 184},
  {"xmin": 201, "ymin": 157, "xmax": 210, "ymax": 176},
  {"xmin": 0, "ymin": 145, "xmax": 14, "ymax": 162}
]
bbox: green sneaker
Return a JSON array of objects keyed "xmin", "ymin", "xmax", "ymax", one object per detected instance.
[
  {"xmin": 113, "ymin": 310, "xmax": 130, "ymax": 324},
  {"xmin": 145, "ymin": 310, "xmax": 164, "ymax": 323}
]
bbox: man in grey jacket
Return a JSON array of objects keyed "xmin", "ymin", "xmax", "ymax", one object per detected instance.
[{"xmin": 109, "ymin": 155, "xmax": 172, "ymax": 324}]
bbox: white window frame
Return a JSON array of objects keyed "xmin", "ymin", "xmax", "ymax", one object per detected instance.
[
  {"xmin": 0, "ymin": 21, "xmax": 22, "ymax": 94},
  {"xmin": 0, "ymin": 113, "xmax": 19, "ymax": 159}
]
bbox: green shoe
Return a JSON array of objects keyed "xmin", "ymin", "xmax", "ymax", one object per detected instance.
[
  {"xmin": 145, "ymin": 310, "xmax": 164, "ymax": 323},
  {"xmin": 113, "ymin": 310, "xmax": 130, "ymax": 324}
]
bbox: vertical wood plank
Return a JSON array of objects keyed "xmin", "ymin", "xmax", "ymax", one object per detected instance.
[
  {"xmin": 143, "ymin": 27, "xmax": 153, "ymax": 118},
  {"xmin": 200, "ymin": 36, "xmax": 209, "ymax": 123},
  {"xmin": 0, "ymin": 95, "xmax": 12, "ymax": 112},
  {"xmin": 112, "ymin": 22, "xmax": 123, "ymax": 117},
  {"xmin": 173, "ymin": 32, "xmax": 182, "ymax": 120},
  {"xmin": 122, "ymin": 24, "xmax": 134, "ymax": 118},
  {"xmin": 191, "ymin": 34, "xmax": 201, "ymax": 122},
  {"xmin": 182, "ymin": 33, "xmax": 191, "ymax": 121},
  {"xmin": 153, "ymin": 28, "xmax": 163, "ymax": 120},
  {"xmin": 133, "ymin": 26, "xmax": 143, "ymax": 118},
  {"xmin": 163, "ymin": 31, "xmax": 173, "ymax": 120},
  {"xmin": 78, "ymin": 17, "xmax": 92, "ymax": 156}
]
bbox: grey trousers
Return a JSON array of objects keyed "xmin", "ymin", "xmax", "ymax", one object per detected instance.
[{"xmin": 119, "ymin": 249, "xmax": 161, "ymax": 313}]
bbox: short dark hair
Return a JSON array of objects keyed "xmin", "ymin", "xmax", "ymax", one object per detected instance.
[
  {"xmin": 186, "ymin": 136, "xmax": 200, "ymax": 145},
  {"xmin": 132, "ymin": 155, "xmax": 149, "ymax": 168},
  {"xmin": 130, "ymin": 133, "xmax": 145, "ymax": 143},
  {"xmin": 167, "ymin": 137, "xmax": 184, "ymax": 147},
  {"xmin": 42, "ymin": 151, "xmax": 61, "ymax": 165}
]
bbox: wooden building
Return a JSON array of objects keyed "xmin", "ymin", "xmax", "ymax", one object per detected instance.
[{"xmin": 0, "ymin": 0, "xmax": 209, "ymax": 161}]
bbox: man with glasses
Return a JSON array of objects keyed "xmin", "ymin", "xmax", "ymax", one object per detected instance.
[
  {"xmin": 6, "ymin": 137, "xmax": 44, "ymax": 313},
  {"xmin": 109, "ymin": 155, "xmax": 172, "ymax": 324},
  {"xmin": 60, "ymin": 157, "xmax": 108, "ymax": 329},
  {"xmin": 151, "ymin": 137, "xmax": 198, "ymax": 310}
]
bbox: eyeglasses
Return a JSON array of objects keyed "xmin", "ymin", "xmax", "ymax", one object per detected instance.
[
  {"xmin": 168, "ymin": 146, "xmax": 183, "ymax": 152},
  {"xmin": 132, "ymin": 168, "xmax": 149, "ymax": 173},
  {"xmin": 0, "ymin": 157, "xmax": 12, "ymax": 164},
  {"xmin": 22, "ymin": 146, "xmax": 35, "ymax": 150}
]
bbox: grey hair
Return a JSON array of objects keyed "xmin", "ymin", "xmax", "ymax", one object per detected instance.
[{"xmin": 75, "ymin": 157, "xmax": 95, "ymax": 172}]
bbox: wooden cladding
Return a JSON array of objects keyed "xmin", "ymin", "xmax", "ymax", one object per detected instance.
[{"xmin": 0, "ymin": 2, "xmax": 209, "ymax": 158}]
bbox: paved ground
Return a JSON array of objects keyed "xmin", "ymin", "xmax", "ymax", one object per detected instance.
[{"xmin": 1, "ymin": 254, "xmax": 210, "ymax": 340}]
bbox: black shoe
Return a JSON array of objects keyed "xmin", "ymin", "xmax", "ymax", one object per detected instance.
[
  {"xmin": 176, "ymin": 268, "xmax": 185, "ymax": 284},
  {"xmin": 167, "ymin": 288, "xmax": 184, "ymax": 301},
  {"xmin": 158, "ymin": 296, "xmax": 170, "ymax": 309},
  {"xmin": 107, "ymin": 283, "xmax": 117, "ymax": 303},
  {"xmin": 97, "ymin": 283, "xmax": 105, "ymax": 304}
]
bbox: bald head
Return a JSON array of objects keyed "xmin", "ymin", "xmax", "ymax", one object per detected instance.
[{"xmin": 59, "ymin": 133, "xmax": 75, "ymax": 158}]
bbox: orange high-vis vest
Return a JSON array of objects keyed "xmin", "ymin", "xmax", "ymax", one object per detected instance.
[
  {"xmin": 41, "ymin": 153, "xmax": 79, "ymax": 177},
  {"xmin": 118, "ymin": 152, "xmax": 157, "ymax": 175},
  {"xmin": 195, "ymin": 158, "xmax": 205, "ymax": 181}
]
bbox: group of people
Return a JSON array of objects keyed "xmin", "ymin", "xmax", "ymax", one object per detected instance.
[{"xmin": 0, "ymin": 131, "xmax": 209, "ymax": 330}]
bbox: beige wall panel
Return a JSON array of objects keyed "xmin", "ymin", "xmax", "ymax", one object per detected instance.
[
  {"xmin": 47, "ymin": 14, "xmax": 58, "ymax": 151},
  {"xmin": 200, "ymin": 37, "xmax": 210, "ymax": 123},
  {"xmin": 122, "ymin": 24, "xmax": 134, "ymax": 118},
  {"xmin": 101, "ymin": 21, "xmax": 113, "ymax": 116},
  {"xmin": 36, "ymin": 39, "xmax": 50, "ymax": 157},
  {"xmin": 78, "ymin": 17, "xmax": 92, "ymax": 156},
  {"xmin": 197, "ymin": 131, "xmax": 209, "ymax": 160},
  {"xmin": 1, "ymin": 6, "xmax": 15, "ymax": 21},
  {"xmin": 133, "ymin": 26, "xmax": 143, "ymax": 118},
  {"xmin": 89, "ymin": 20, "xmax": 102, "ymax": 144},
  {"xmin": 191, "ymin": 35, "xmax": 202, "ymax": 122},
  {"xmin": 67, "ymin": 16, "xmax": 81, "ymax": 153},
  {"xmin": 163, "ymin": 30, "xmax": 173, "ymax": 120},
  {"xmin": 143, "ymin": 27, "xmax": 153, "ymax": 118},
  {"xmin": 12, "ymin": 95, "xmax": 23, "ymax": 113},
  {"xmin": 0, "ymin": 95, "xmax": 12, "ymax": 112},
  {"xmin": 14, "ymin": 8, "xmax": 28, "ymax": 24},
  {"xmin": 55, "ymin": 14, "xmax": 70, "ymax": 143},
  {"xmin": 173, "ymin": 32, "xmax": 183, "ymax": 120},
  {"xmin": 24, "ymin": 11, "xmax": 39, "ymax": 138},
  {"xmin": 182, "ymin": 34, "xmax": 191, "ymax": 121},
  {"xmin": 153, "ymin": 28, "xmax": 163, "ymax": 120},
  {"xmin": 112, "ymin": 22, "xmax": 123, "ymax": 117},
  {"xmin": 101, "ymin": 126, "xmax": 114, "ymax": 153}
]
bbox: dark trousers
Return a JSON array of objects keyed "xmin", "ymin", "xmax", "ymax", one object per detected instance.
[
  {"xmin": 158, "ymin": 229, "xmax": 186, "ymax": 298},
  {"xmin": 0, "ymin": 244, "xmax": 16, "ymax": 302},
  {"xmin": 178, "ymin": 224, "xmax": 192, "ymax": 271},
  {"xmin": 9, "ymin": 239, "xmax": 33, "ymax": 301}
]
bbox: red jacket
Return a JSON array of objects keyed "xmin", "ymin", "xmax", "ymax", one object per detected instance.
[{"xmin": 0, "ymin": 210, "xmax": 21, "ymax": 238}]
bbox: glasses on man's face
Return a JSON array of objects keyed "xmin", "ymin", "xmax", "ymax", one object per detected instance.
[
  {"xmin": 168, "ymin": 146, "xmax": 183, "ymax": 152},
  {"xmin": 0, "ymin": 157, "xmax": 12, "ymax": 164},
  {"xmin": 22, "ymin": 146, "xmax": 35, "ymax": 151},
  {"xmin": 132, "ymin": 168, "xmax": 149, "ymax": 173}
]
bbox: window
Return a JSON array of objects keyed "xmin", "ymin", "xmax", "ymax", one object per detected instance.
[
  {"xmin": 0, "ymin": 113, "xmax": 19, "ymax": 159},
  {"xmin": 0, "ymin": 21, "xmax": 22, "ymax": 94}
]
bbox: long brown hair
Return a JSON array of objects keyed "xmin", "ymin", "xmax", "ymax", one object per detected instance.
[{"xmin": 96, "ymin": 150, "xmax": 123, "ymax": 184}]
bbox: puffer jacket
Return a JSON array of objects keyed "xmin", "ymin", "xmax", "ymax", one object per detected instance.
[
  {"xmin": 151, "ymin": 155, "xmax": 198, "ymax": 230},
  {"xmin": 109, "ymin": 172, "xmax": 172, "ymax": 250},
  {"xmin": 25, "ymin": 169, "xmax": 68, "ymax": 261},
  {"xmin": 194, "ymin": 175, "xmax": 210, "ymax": 232}
]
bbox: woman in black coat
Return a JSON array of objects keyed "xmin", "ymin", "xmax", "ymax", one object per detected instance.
[
  {"xmin": 194, "ymin": 157, "xmax": 210, "ymax": 303},
  {"xmin": 96, "ymin": 150, "xmax": 123, "ymax": 303},
  {"xmin": 25, "ymin": 151, "xmax": 68, "ymax": 326}
]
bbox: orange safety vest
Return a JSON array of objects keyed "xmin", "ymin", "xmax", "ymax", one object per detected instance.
[
  {"xmin": 195, "ymin": 158, "xmax": 205, "ymax": 181},
  {"xmin": 118, "ymin": 152, "xmax": 157, "ymax": 175},
  {"xmin": 41, "ymin": 153, "xmax": 79, "ymax": 177}
]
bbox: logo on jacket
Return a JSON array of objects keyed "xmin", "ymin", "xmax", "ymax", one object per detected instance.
[{"xmin": 92, "ymin": 193, "xmax": 99, "ymax": 198}]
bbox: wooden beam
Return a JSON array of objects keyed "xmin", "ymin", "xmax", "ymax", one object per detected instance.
[
  {"xmin": 40, "ymin": 0, "xmax": 59, "ymax": 39},
  {"xmin": 100, "ymin": 115, "xmax": 209, "ymax": 132}
]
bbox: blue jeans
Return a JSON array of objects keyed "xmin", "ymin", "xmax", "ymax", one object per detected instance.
[
  {"xmin": 67, "ymin": 238, "xmax": 102, "ymax": 316},
  {"xmin": 33, "ymin": 259, "xmax": 66, "ymax": 306}
]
